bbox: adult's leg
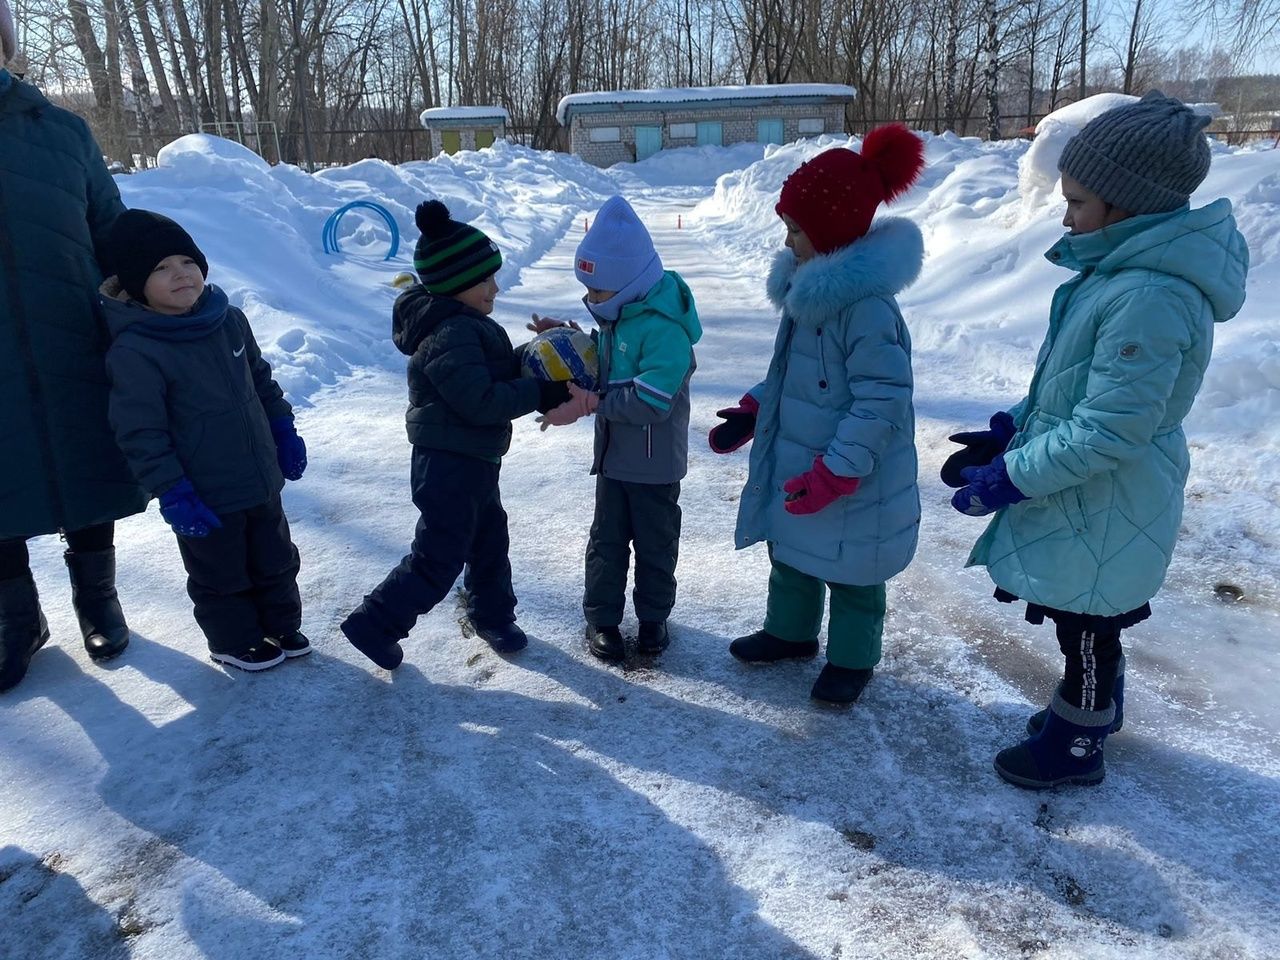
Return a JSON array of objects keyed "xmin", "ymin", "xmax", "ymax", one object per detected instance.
[
  {"xmin": 63, "ymin": 521, "xmax": 129, "ymax": 658},
  {"xmin": 0, "ymin": 538, "xmax": 31, "ymax": 581},
  {"xmin": 583, "ymin": 475, "xmax": 632, "ymax": 629},
  {"xmin": 0, "ymin": 538, "xmax": 47, "ymax": 692},
  {"xmin": 628, "ymin": 481, "xmax": 681, "ymax": 624}
]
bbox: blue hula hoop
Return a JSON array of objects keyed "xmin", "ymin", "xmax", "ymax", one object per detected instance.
[{"xmin": 322, "ymin": 201, "xmax": 400, "ymax": 260}]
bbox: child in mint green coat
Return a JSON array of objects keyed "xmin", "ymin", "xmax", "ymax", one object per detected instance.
[{"xmin": 946, "ymin": 92, "xmax": 1249, "ymax": 790}]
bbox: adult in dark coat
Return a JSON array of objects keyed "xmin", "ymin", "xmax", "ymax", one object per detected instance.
[{"xmin": 0, "ymin": 8, "xmax": 150, "ymax": 692}]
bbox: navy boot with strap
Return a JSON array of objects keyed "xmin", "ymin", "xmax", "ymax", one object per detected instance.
[{"xmin": 996, "ymin": 690, "xmax": 1112, "ymax": 789}]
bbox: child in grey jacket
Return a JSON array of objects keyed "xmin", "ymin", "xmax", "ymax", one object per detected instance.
[{"xmin": 101, "ymin": 209, "xmax": 308, "ymax": 672}]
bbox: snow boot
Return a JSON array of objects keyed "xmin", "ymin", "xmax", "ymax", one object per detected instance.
[
  {"xmin": 340, "ymin": 617, "xmax": 404, "ymax": 671},
  {"xmin": 636, "ymin": 620, "xmax": 670, "ymax": 655},
  {"xmin": 64, "ymin": 547, "xmax": 130, "ymax": 661},
  {"xmin": 1027, "ymin": 660, "xmax": 1125, "ymax": 736},
  {"xmin": 210, "ymin": 639, "xmax": 286, "ymax": 672},
  {"xmin": 995, "ymin": 692, "xmax": 1112, "ymax": 789},
  {"xmin": 729, "ymin": 630, "xmax": 818, "ymax": 663},
  {"xmin": 475, "ymin": 621, "xmax": 528, "ymax": 654},
  {"xmin": 588, "ymin": 624, "xmax": 626, "ymax": 663},
  {"xmin": 810, "ymin": 663, "xmax": 873, "ymax": 705},
  {"xmin": 268, "ymin": 630, "xmax": 312, "ymax": 658},
  {"xmin": 0, "ymin": 574, "xmax": 51, "ymax": 692}
]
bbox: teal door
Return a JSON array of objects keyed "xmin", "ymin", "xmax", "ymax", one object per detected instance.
[
  {"xmin": 757, "ymin": 118, "xmax": 784, "ymax": 144},
  {"xmin": 635, "ymin": 125, "xmax": 662, "ymax": 160},
  {"xmin": 696, "ymin": 122, "xmax": 723, "ymax": 146}
]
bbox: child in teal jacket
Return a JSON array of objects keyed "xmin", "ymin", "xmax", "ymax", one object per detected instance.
[
  {"xmin": 946, "ymin": 92, "xmax": 1249, "ymax": 789},
  {"xmin": 540, "ymin": 196, "xmax": 701, "ymax": 663}
]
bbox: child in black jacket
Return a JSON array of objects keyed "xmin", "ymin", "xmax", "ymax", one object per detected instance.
[
  {"xmin": 340, "ymin": 201, "xmax": 569, "ymax": 669},
  {"xmin": 102, "ymin": 210, "xmax": 308, "ymax": 672}
]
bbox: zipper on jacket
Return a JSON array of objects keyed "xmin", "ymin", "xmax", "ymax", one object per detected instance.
[
  {"xmin": 220, "ymin": 320, "xmax": 272, "ymax": 494},
  {"xmin": 646, "ymin": 425, "xmax": 652, "ymax": 459},
  {"xmin": 816, "ymin": 326, "xmax": 829, "ymax": 390}
]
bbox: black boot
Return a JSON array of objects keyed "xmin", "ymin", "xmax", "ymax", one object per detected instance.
[
  {"xmin": 636, "ymin": 620, "xmax": 670, "ymax": 655},
  {"xmin": 475, "ymin": 621, "xmax": 528, "ymax": 654},
  {"xmin": 810, "ymin": 663, "xmax": 873, "ymax": 705},
  {"xmin": 729, "ymin": 630, "xmax": 818, "ymax": 663},
  {"xmin": 0, "ymin": 575, "xmax": 51, "ymax": 692},
  {"xmin": 64, "ymin": 547, "xmax": 130, "ymax": 661},
  {"xmin": 588, "ymin": 624, "xmax": 626, "ymax": 663}
]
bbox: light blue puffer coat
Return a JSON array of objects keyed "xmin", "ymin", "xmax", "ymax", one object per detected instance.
[
  {"xmin": 735, "ymin": 218, "xmax": 923, "ymax": 586},
  {"xmin": 968, "ymin": 200, "xmax": 1249, "ymax": 615}
]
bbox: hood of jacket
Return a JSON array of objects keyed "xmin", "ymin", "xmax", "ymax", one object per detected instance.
[
  {"xmin": 392, "ymin": 284, "xmax": 488, "ymax": 356},
  {"xmin": 100, "ymin": 278, "xmax": 230, "ymax": 341},
  {"xmin": 0, "ymin": 70, "xmax": 46, "ymax": 119},
  {"xmin": 617, "ymin": 270, "xmax": 703, "ymax": 344},
  {"xmin": 1045, "ymin": 199, "xmax": 1249, "ymax": 323},
  {"xmin": 767, "ymin": 217, "xmax": 925, "ymax": 327}
]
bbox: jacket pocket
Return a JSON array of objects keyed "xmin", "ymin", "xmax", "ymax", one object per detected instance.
[{"xmin": 1054, "ymin": 485, "xmax": 1090, "ymax": 535}]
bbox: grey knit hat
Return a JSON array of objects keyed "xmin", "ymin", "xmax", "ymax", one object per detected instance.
[{"xmin": 1058, "ymin": 90, "xmax": 1212, "ymax": 214}]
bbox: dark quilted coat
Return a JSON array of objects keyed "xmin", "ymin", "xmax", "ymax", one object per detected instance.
[{"xmin": 0, "ymin": 71, "xmax": 148, "ymax": 538}]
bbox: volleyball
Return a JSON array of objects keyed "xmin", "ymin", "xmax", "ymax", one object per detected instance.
[{"xmin": 521, "ymin": 327, "xmax": 599, "ymax": 391}]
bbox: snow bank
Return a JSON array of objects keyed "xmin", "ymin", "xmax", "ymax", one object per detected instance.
[{"xmin": 556, "ymin": 83, "xmax": 857, "ymax": 124}]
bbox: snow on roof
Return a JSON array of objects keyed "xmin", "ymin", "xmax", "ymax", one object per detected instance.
[
  {"xmin": 419, "ymin": 106, "xmax": 509, "ymax": 126},
  {"xmin": 556, "ymin": 84, "xmax": 857, "ymax": 124}
]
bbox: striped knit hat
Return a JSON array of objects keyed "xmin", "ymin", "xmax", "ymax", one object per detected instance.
[
  {"xmin": 1058, "ymin": 91, "xmax": 1212, "ymax": 214},
  {"xmin": 412, "ymin": 200, "xmax": 501, "ymax": 296}
]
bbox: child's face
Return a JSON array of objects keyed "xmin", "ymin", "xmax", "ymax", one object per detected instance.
[
  {"xmin": 780, "ymin": 214, "xmax": 816, "ymax": 263},
  {"xmin": 1060, "ymin": 174, "xmax": 1132, "ymax": 235},
  {"xmin": 453, "ymin": 274, "xmax": 499, "ymax": 315},
  {"xmin": 584, "ymin": 287, "xmax": 619, "ymax": 304},
  {"xmin": 143, "ymin": 254, "xmax": 205, "ymax": 315}
]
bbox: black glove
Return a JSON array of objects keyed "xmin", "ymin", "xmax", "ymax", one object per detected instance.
[
  {"xmin": 940, "ymin": 411, "xmax": 1017, "ymax": 488},
  {"xmin": 535, "ymin": 379, "xmax": 573, "ymax": 414}
]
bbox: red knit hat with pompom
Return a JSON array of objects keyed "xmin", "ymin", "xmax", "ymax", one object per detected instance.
[{"xmin": 775, "ymin": 124, "xmax": 925, "ymax": 254}]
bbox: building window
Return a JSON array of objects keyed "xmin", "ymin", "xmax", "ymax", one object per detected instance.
[
  {"xmin": 589, "ymin": 126, "xmax": 621, "ymax": 143},
  {"xmin": 798, "ymin": 118, "xmax": 825, "ymax": 135},
  {"xmin": 669, "ymin": 122, "xmax": 697, "ymax": 140}
]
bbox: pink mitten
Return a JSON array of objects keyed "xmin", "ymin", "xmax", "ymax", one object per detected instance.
[{"xmin": 782, "ymin": 456, "xmax": 860, "ymax": 515}]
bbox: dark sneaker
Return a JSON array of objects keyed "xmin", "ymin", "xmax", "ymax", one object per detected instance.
[
  {"xmin": 810, "ymin": 663, "xmax": 873, "ymax": 705},
  {"xmin": 340, "ymin": 619, "xmax": 404, "ymax": 671},
  {"xmin": 588, "ymin": 625, "xmax": 626, "ymax": 663},
  {"xmin": 636, "ymin": 620, "xmax": 670, "ymax": 655},
  {"xmin": 269, "ymin": 630, "xmax": 312, "ymax": 658},
  {"xmin": 475, "ymin": 622, "xmax": 528, "ymax": 654},
  {"xmin": 210, "ymin": 640, "xmax": 286, "ymax": 672},
  {"xmin": 729, "ymin": 630, "xmax": 818, "ymax": 663}
]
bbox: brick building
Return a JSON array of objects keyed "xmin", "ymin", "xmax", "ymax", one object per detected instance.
[
  {"xmin": 556, "ymin": 84, "xmax": 857, "ymax": 167},
  {"xmin": 419, "ymin": 106, "xmax": 508, "ymax": 156}
]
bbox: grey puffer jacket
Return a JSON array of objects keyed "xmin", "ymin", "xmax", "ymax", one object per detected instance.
[{"xmin": 102, "ymin": 281, "xmax": 292, "ymax": 513}]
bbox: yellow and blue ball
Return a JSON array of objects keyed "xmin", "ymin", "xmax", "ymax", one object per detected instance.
[{"xmin": 521, "ymin": 327, "xmax": 599, "ymax": 391}]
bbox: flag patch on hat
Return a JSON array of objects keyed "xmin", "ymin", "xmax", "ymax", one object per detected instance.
[{"xmin": 577, "ymin": 258, "xmax": 595, "ymax": 275}]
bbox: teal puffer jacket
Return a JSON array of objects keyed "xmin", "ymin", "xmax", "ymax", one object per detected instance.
[
  {"xmin": 968, "ymin": 200, "xmax": 1249, "ymax": 615},
  {"xmin": 735, "ymin": 218, "xmax": 923, "ymax": 586}
]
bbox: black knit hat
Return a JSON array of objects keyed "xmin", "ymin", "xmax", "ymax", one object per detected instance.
[
  {"xmin": 108, "ymin": 209, "xmax": 208, "ymax": 302},
  {"xmin": 413, "ymin": 200, "xmax": 502, "ymax": 296}
]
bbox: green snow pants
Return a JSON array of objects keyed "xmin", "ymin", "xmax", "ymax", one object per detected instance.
[{"xmin": 762, "ymin": 552, "xmax": 886, "ymax": 669}]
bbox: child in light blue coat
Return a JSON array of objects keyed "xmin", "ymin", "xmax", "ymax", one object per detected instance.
[
  {"xmin": 710, "ymin": 125, "xmax": 926, "ymax": 705},
  {"xmin": 946, "ymin": 92, "xmax": 1249, "ymax": 789}
]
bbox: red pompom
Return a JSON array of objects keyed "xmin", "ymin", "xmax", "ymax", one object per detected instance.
[{"xmin": 860, "ymin": 124, "xmax": 925, "ymax": 203}]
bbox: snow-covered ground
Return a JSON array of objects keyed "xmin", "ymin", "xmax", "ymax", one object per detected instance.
[{"xmin": 3, "ymin": 120, "xmax": 1278, "ymax": 960}]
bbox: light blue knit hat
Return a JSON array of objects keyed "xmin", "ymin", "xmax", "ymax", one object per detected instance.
[
  {"xmin": 1058, "ymin": 90, "xmax": 1212, "ymax": 214},
  {"xmin": 575, "ymin": 196, "xmax": 663, "ymax": 294}
]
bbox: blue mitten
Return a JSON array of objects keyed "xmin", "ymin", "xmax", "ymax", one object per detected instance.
[
  {"xmin": 159, "ymin": 478, "xmax": 223, "ymax": 538},
  {"xmin": 270, "ymin": 417, "xmax": 307, "ymax": 481},
  {"xmin": 951, "ymin": 455, "xmax": 1029, "ymax": 516},
  {"xmin": 940, "ymin": 411, "xmax": 1017, "ymax": 487}
]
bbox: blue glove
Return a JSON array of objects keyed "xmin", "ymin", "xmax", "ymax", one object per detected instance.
[
  {"xmin": 941, "ymin": 411, "xmax": 1017, "ymax": 488},
  {"xmin": 159, "ymin": 478, "xmax": 223, "ymax": 538},
  {"xmin": 951, "ymin": 455, "xmax": 1029, "ymax": 516},
  {"xmin": 270, "ymin": 417, "xmax": 307, "ymax": 481}
]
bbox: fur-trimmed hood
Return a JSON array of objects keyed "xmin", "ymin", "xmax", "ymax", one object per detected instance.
[{"xmin": 766, "ymin": 217, "xmax": 924, "ymax": 327}]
